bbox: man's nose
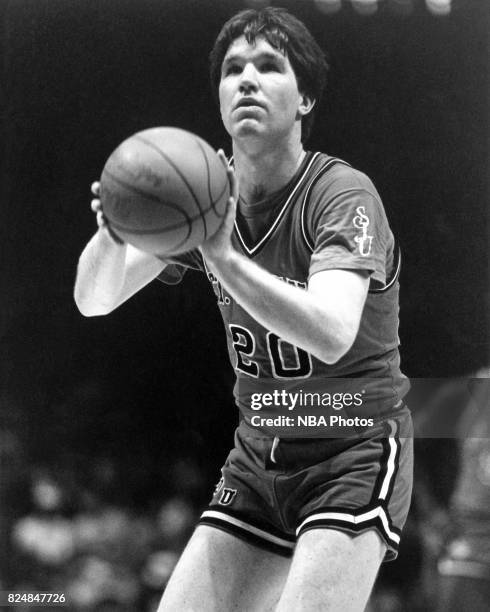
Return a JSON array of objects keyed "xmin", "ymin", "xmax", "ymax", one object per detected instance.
[{"xmin": 239, "ymin": 63, "xmax": 259, "ymax": 93}]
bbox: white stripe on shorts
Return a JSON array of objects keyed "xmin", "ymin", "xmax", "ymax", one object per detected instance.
[
  {"xmin": 296, "ymin": 421, "xmax": 401, "ymax": 546},
  {"xmin": 296, "ymin": 505, "xmax": 400, "ymax": 545},
  {"xmin": 201, "ymin": 510, "xmax": 295, "ymax": 549},
  {"xmin": 379, "ymin": 420, "xmax": 398, "ymax": 500}
]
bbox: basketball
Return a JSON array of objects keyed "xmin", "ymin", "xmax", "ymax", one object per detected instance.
[{"xmin": 100, "ymin": 127, "xmax": 230, "ymax": 256}]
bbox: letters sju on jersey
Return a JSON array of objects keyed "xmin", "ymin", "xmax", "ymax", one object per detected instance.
[{"xmin": 353, "ymin": 206, "xmax": 373, "ymax": 257}]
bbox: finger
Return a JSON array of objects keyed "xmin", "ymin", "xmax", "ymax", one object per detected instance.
[
  {"xmin": 224, "ymin": 165, "xmax": 238, "ymax": 201},
  {"xmin": 224, "ymin": 195, "xmax": 237, "ymax": 222},
  {"xmin": 91, "ymin": 181, "xmax": 100, "ymax": 196},
  {"xmin": 216, "ymin": 149, "xmax": 238, "ymax": 200},
  {"xmin": 217, "ymin": 149, "xmax": 228, "ymax": 170},
  {"xmin": 91, "ymin": 199, "xmax": 102, "ymax": 213},
  {"xmin": 210, "ymin": 197, "xmax": 235, "ymax": 240},
  {"xmin": 96, "ymin": 211, "xmax": 106, "ymax": 227},
  {"xmin": 227, "ymin": 167, "xmax": 239, "ymax": 201},
  {"xmin": 218, "ymin": 152, "xmax": 238, "ymax": 197}
]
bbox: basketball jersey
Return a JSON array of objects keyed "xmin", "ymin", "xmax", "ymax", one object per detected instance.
[{"xmin": 158, "ymin": 151, "xmax": 409, "ymax": 422}]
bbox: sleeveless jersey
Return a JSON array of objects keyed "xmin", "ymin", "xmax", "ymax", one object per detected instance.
[{"xmin": 158, "ymin": 152, "xmax": 409, "ymax": 425}]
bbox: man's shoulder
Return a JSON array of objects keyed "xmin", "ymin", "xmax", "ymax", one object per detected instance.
[{"xmin": 309, "ymin": 152, "xmax": 379, "ymax": 199}]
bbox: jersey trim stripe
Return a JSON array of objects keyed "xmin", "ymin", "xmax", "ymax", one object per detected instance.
[
  {"xmin": 369, "ymin": 247, "xmax": 401, "ymax": 294},
  {"xmin": 234, "ymin": 152, "xmax": 321, "ymax": 257},
  {"xmin": 300, "ymin": 157, "xmax": 351, "ymax": 252}
]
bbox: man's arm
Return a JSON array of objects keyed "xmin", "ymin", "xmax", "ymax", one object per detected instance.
[
  {"xmin": 74, "ymin": 183, "xmax": 166, "ymax": 316},
  {"xmin": 74, "ymin": 230, "xmax": 166, "ymax": 316},
  {"xmin": 201, "ymin": 153, "xmax": 369, "ymax": 365},
  {"xmin": 206, "ymin": 248, "xmax": 368, "ymax": 365}
]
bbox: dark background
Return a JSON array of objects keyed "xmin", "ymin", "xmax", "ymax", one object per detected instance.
[{"xmin": 0, "ymin": 0, "xmax": 488, "ymax": 603}]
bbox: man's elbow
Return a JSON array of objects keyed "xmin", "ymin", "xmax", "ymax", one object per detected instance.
[
  {"xmin": 75, "ymin": 301, "xmax": 112, "ymax": 317},
  {"xmin": 314, "ymin": 323, "xmax": 359, "ymax": 365},
  {"xmin": 315, "ymin": 344, "xmax": 349, "ymax": 366},
  {"xmin": 74, "ymin": 291, "xmax": 115, "ymax": 317}
]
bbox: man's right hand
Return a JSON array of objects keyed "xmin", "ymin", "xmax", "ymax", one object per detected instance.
[
  {"xmin": 74, "ymin": 181, "xmax": 167, "ymax": 316},
  {"xmin": 90, "ymin": 181, "xmax": 124, "ymax": 245}
]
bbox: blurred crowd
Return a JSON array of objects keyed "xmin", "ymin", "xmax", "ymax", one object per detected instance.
[
  {"xmin": 1, "ymin": 456, "xmax": 202, "ymax": 612},
  {"xmin": 1, "ymin": 371, "xmax": 488, "ymax": 612}
]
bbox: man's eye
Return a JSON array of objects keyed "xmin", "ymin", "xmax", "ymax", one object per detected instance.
[
  {"xmin": 225, "ymin": 65, "xmax": 241, "ymax": 75},
  {"xmin": 260, "ymin": 62, "xmax": 278, "ymax": 72}
]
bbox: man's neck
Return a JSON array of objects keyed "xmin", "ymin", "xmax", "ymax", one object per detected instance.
[{"xmin": 233, "ymin": 139, "xmax": 306, "ymax": 206}]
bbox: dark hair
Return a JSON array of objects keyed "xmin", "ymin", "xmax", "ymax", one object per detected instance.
[{"xmin": 209, "ymin": 7, "xmax": 329, "ymax": 142}]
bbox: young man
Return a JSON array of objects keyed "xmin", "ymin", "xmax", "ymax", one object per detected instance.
[{"xmin": 75, "ymin": 7, "xmax": 413, "ymax": 611}]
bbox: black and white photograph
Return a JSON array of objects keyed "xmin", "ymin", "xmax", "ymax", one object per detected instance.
[{"xmin": 1, "ymin": 0, "xmax": 488, "ymax": 610}]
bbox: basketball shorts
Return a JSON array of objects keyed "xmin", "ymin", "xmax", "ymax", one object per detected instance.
[{"xmin": 199, "ymin": 406, "xmax": 413, "ymax": 561}]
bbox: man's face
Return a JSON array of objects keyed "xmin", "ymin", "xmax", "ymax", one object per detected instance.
[{"xmin": 219, "ymin": 35, "xmax": 309, "ymax": 144}]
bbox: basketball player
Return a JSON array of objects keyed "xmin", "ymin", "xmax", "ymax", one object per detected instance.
[{"xmin": 74, "ymin": 8, "xmax": 413, "ymax": 611}]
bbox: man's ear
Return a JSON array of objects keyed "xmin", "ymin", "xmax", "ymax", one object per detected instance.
[{"xmin": 298, "ymin": 94, "xmax": 316, "ymax": 118}]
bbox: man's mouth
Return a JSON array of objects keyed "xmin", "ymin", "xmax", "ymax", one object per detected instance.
[{"xmin": 235, "ymin": 98, "xmax": 264, "ymax": 110}]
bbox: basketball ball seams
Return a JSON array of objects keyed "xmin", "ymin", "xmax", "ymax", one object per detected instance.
[
  {"xmin": 113, "ymin": 223, "xmax": 192, "ymax": 255},
  {"xmin": 214, "ymin": 178, "xmax": 229, "ymax": 211},
  {"xmin": 102, "ymin": 168, "xmax": 192, "ymax": 225},
  {"xmin": 100, "ymin": 127, "xmax": 230, "ymax": 256},
  {"xmin": 108, "ymin": 198, "xmax": 223, "ymax": 235},
  {"xmin": 134, "ymin": 135, "xmax": 209, "ymax": 239},
  {"xmin": 194, "ymin": 137, "xmax": 229, "ymax": 217},
  {"xmin": 195, "ymin": 137, "xmax": 216, "ymax": 214}
]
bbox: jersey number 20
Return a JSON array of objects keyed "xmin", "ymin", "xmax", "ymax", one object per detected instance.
[{"xmin": 229, "ymin": 324, "xmax": 312, "ymax": 379}]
